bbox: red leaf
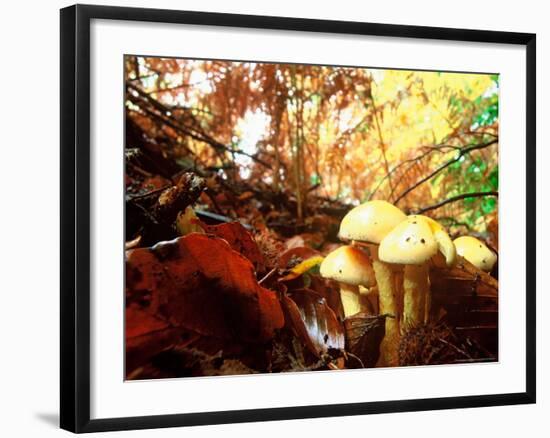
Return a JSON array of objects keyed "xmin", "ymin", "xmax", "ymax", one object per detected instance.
[
  {"xmin": 125, "ymin": 304, "xmax": 184, "ymax": 376},
  {"xmin": 126, "ymin": 234, "xmax": 284, "ymax": 344},
  {"xmin": 126, "ymin": 304, "xmax": 170, "ymax": 339},
  {"xmin": 202, "ymin": 222, "xmax": 266, "ymax": 272}
]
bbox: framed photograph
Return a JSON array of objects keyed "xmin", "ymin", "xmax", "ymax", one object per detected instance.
[{"xmin": 60, "ymin": 4, "xmax": 536, "ymax": 433}]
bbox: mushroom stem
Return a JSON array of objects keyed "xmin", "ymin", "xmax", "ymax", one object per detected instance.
[
  {"xmin": 339, "ymin": 283, "xmax": 362, "ymax": 318},
  {"xmin": 402, "ymin": 263, "xmax": 429, "ymax": 330},
  {"xmin": 371, "ymin": 251, "xmax": 400, "ymax": 366},
  {"xmin": 424, "ymin": 287, "xmax": 432, "ymax": 324}
]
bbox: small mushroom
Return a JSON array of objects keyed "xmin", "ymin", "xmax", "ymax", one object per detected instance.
[
  {"xmin": 338, "ymin": 200, "xmax": 407, "ymax": 365},
  {"xmin": 454, "ymin": 236, "xmax": 497, "ymax": 272},
  {"xmin": 379, "ymin": 215, "xmax": 455, "ymax": 329},
  {"xmin": 320, "ymin": 245, "xmax": 376, "ymax": 318}
]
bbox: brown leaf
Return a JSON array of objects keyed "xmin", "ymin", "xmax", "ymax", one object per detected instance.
[
  {"xmin": 284, "ymin": 233, "xmax": 324, "ymax": 250},
  {"xmin": 308, "ymin": 275, "xmax": 345, "ymax": 320},
  {"xmin": 125, "ymin": 304, "xmax": 185, "ymax": 376},
  {"xmin": 431, "ymin": 256, "xmax": 498, "ymax": 301},
  {"xmin": 282, "ymin": 288, "xmax": 344, "ymax": 358},
  {"xmin": 126, "ymin": 234, "xmax": 284, "ymax": 345},
  {"xmin": 202, "ymin": 222, "xmax": 266, "ymax": 272},
  {"xmin": 344, "ymin": 313, "xmax": 386, "ymax": 368},
  {"xmin": 430, "ymin": 256, "xmax": 498, "ymax": 354}
]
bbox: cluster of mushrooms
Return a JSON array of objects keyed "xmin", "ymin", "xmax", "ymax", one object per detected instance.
[{"xmin": 319, "ymin": 200, "xmax": 497, "ymax": 366}]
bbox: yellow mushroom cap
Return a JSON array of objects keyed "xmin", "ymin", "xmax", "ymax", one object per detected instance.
[
  {"xmin": 454, "ymin": 236, "xmax": 497, "ymax": 271},
  {"xmin": 415, "ymin": 215, "xmax": 456, "ymax": 267},
  {"xmin": 320, "ymin": 245, "xmax": 376, "ymax": 287},
  {"xmin": 338, "ymin": 200, "xmax": 407, "ymax": 244},
  {"xmin": 379, "ymin": 216, "xmax": 438, "ymax": 265}
]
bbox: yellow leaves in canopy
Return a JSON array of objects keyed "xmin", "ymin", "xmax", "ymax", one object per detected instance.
[{"xmin": 371, "ymin": 70, "xmax": 495, "ymax": 162}]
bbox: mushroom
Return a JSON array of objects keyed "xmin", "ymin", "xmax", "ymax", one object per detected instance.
[
  {"xmin": 454, "ymin": 236, "xmax": 497, "ymax": 272},
  {"xmin": 338, "ymin": 200, "xmax": 407, "ymax": 365},
  {"xmin": 379, "ymin": 215, "xmax": 455, "ymax": 329},
  {"xmin": 320, "ymin": 245, "xmax": 376, "ymax": 318},
  {"xmin": 421, "ymin": 215, "xmax": 456, "ymax": 268}
]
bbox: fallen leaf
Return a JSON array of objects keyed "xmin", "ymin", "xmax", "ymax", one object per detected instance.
[
  {"xmin": 308, "ymin": 275, "xmax": 345, "ymax": 320},
  {"xmin": 284, "ymin": 233, "xmax": 324, "ymax": 250},
  {"xmin": 282, "ymin": 288, "xmax": 344, "ymax": 358},
  {"xmin": 279, "ymin": 255, "xmax": 324, "ymax": 282},
  {"xmin": 277, "ymin": 246, "xmax": 322, "ymax": 269},
  {"xmin": 430, "ymin": 256, "xmax": 498, "ymax": 353},
  {"xmin": 202, "ymin": 222, "xmax": 266, "ymax": 272},
  {"xmin": 126, "ymin": 234, "xmax": 284, "ymax": 344},
  {"xmin": 344, "ymin": 313, "xmax": 387, "ymax": 368},
  {"xmin": 125, "ymin": 304, "xmax": 184, "ymax": 376}
]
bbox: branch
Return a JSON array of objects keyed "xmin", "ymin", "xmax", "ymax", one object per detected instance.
[
  {"xmin": 368, "ymin": 141, "xmax": 477, "ymax": 201},
  {"xmin": 393, "ymin": 139, "xmax": 498, "ymax": 205},
  {"xmin": 367, "ymin": 83, "xmax": 394, "ymax": 194},
  {"xmin": 413, "ymin": 191, "xmax": 498, "ymax": 214},
  {"xmin": 369, "ymin": 146, "xmax": 443, "ymax": 200},
  {"xmin": 127, "ymin": 83, "xmax": 272, "ymax": 168}
]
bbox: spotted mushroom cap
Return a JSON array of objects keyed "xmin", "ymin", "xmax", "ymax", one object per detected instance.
[
  {"xmin": 378, "ymin": 215, "xmax": 439, "ymax": 265},
  {"xmin": 453, "ymin": 236, "xmax": 497, "ymax": 272},
  {"xmin": 338, "ymin": 200, "xmax": 407, "ymax": 244},
  {"xmin": 414, "ymin": 215, "xmax": 456, "ymax": 267},
  {"xmin": 320, "ymin": 245, "xmax": 376, "ymax": 287}
]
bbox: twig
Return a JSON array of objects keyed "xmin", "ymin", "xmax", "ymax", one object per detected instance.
[
  {"xmin": 127, "ymin": 83, "xmax": 273, "ymax": 168},
  {"xmin": 413, "ymin": 191, "xmax": 498, "ymax": 214},
  {"xmin": 367, "ymin": 82, "xmax": 395, "ymax": 195},
  {"xmin": 369, "ymin": 147, "xmax": 439, "ymax": 200},
  {"xmin": 344, "ymin": 351, "xmax": 365, "ymax": 368},
  {"xmin": 258, "ymin": 267, "xmax": 278, "ymax": 285},
  {"xmin": 393, "ymin": 139, "xmax": 498, "ymax": 205},
  {"xmin": 437, "ymin": 337, "xmax": 472, "ymax": 359}
]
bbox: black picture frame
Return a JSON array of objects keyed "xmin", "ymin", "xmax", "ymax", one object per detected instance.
[{"xmin": 60, "ymin": 4, "xmax": 536, "ymax": 433}]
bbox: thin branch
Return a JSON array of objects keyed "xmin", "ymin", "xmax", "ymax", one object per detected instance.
[
  {"xmin": 369, "ymin": 147, "xmax": 437, "ymax": 200},
  {"xmin": 368, "ymin": 143, "xmax": 465, "ymax": 201},
  {"xmin": 413, "ymin": 191, "xmax": 498, "ymax": 214},
  {"xmin": 393, "ymin": 139, "xmax": 498, "ymax": 205},
  {"xmin": 127, "ymin": 83, "xmax": 272, "ymax": 168},
  {"xmin": 367, "ymin": 82, "xmax": 395, "ymax": 194}
]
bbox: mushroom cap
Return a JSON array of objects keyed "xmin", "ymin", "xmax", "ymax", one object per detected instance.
[
  {"xmin": 338, "ymin": 200, "xmax": 407, "ymax": 244},
  {"xmin": 415, "ymin": 215, "xmax": 456, "ymax": 267},
  {"xmin": 320, "ymin": 245, "xmax": 376, "ymax": 287},
  {"xmin": 378, "ymin": 216, "xmax": 439, "ymax": 265},
  {"xmin": 453, "ymin": 236, "xmax": 497, "ymax": 272}
]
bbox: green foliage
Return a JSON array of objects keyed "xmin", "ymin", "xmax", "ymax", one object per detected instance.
[
  {"xmin": 310, "ymin": 173, "xmax": 321, "ymax": 186},
  {"xmin": 442, "ymin": 154, "xmax": 498, "ymax": 227},
  {"xmin": 436, "ymin": 82, "xmax": 499, "ymax": 229},
  {"xmin": 472, "ymin": 84, "xmax": 499, "ymax": 128}
]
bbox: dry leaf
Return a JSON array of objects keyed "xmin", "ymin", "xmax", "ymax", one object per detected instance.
[
  {"xmin": 282, "ymin": 288, "xmax": 344, "ymax": 358},
  {"xmin": 126, "ymin": 234, "xmax": 284, "ymax": 344}
]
